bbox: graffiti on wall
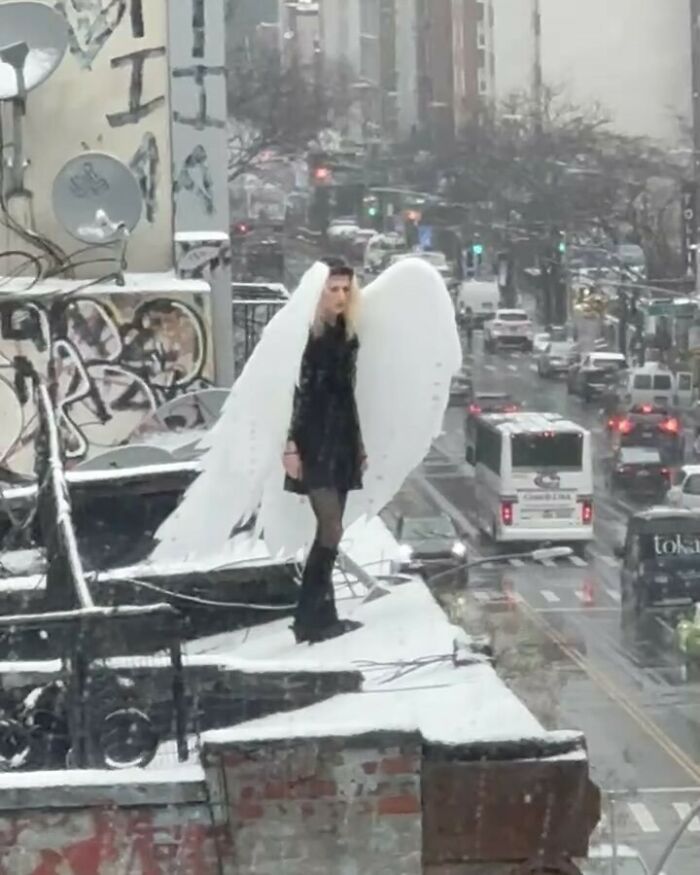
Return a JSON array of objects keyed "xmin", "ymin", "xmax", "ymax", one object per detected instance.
[
  {"xmin": 0, "ymin": 806, "xmax": 221, "ymax": 875},
  {"xmin": 0, "ymin": 291, "xmax": 213, "ymax": 477},
  {"xmin": 169, "ymin": 0, "xmax": 229, "ymax": 227}
]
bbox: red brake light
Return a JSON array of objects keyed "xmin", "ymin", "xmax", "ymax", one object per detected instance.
[
  {"xmin": 504, "ymin": 404, "xmax": 518, "ymax": 413},
  {"xmin": 661, "ymin": 467, "xmax": 670, "ymax": 477},
  {"xmin": 660, "ymin": 417, "xmax": 679, "ymax": 434},
  {"xmin": 617, "ymin": 419, "xmax": 633, "ymax": 434},
  {"xmin": 641, "ymin": 404, "xmax": 652, "ymax": 413},
  {"xmin": 501, "ymin": 500, "xmax": 514, "ymax": 526},
  {"xmin": 580, "ymin": 499, "xmax": 593, "ymax": 525},
  {"xmin": 469, "ymin": 404, "xmax": 482, "ymax": 414}
]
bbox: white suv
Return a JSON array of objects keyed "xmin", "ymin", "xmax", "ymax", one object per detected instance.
[{"xmin": 483, "ymin": 309, "xmax": 534, "ymax": 352}]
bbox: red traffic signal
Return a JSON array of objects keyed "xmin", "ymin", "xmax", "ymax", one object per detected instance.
[
  {"xmin": 233, "ymin": 222, "xmax": 250, "ymax": 235},
  {"xmin": 313, "ymin": 166, "xmax": 331, "ymax": 182}
]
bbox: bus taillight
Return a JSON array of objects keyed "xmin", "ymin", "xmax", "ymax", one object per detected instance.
[
  {"xmin": 501, "ymin": 500, "xmax": 514, "ymax": 526},
  {"xmin": 580, "ymin": 499, "xmax": 593, "ymax": 525}
]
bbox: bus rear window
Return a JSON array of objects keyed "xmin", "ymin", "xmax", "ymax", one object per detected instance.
[
  {"xmin": 511, "ymin": 433, "xmax": 583, "ymax": 469},
  {"xmin": 653, "ymin": 375, "xmax": 672, "ymax": 390}
]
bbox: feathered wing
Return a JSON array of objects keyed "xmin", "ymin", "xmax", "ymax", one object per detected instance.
[
  {"xmin": 345, "ymin": 257, "xmax": 462, "ymax": 527},
  {"xmin": 150, "ymin": 262, "xmax": 329, "ymax": 562},
  {"xmin": 258, "ymin": 257, "xmax": 462, "ymax": 556}
]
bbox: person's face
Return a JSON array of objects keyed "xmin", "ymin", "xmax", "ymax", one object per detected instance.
[{"xmin": 320, "ymin": 273, "xmax": 351, "ymax": 319}]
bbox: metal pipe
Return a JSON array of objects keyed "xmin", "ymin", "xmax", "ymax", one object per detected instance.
[
  {"xmin": 36, "ymin": 382, "xmax": 94, "ymax": 609},
  {"xmin": 0, "ymin": 602, "xmax": 178, "ymax": 629}
]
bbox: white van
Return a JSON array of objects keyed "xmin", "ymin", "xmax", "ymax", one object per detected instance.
[
  {"xmin": 458, "ymin": 280, "xmax": 500, "ymax": 326},
  {"xmin": 619, "ymin": 363, "xmax": 694, "ymax": 410},
  {"xmin": 466, "ymin": 412, "xmax": 593, "ymax": 546}
]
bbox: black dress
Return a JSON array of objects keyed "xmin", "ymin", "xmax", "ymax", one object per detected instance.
[{"xmin": 285, "ymin": 316, "xmax": 365, "ymax": 495}]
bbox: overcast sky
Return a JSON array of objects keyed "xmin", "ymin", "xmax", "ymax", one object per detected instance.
[{"xmin": 492, "ymin": 0, "xmax": 692, "ymax": 145}]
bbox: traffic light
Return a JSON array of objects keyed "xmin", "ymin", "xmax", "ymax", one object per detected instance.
[
  {"xmin": 558, "ymin": 239, "xmax": 566, "ymax": 254},
  {"xmin": 233, "ymin": 221, "xmax": 250, "ymax": 236},
  {"xmin": 313, "ymin": 166, "xmax": 331, "ymax": 183},
  {"xmin": 472, "ymin": 242, "xmax": 484, "ymax": 257}
]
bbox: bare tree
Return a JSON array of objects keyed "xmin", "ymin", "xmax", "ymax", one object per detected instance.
[
  {"xmin": 226, "ymin": 43, "xmax": 354, "ymax": 182},
  {"xmin": 447, "ymin": 89, "xmax": 682, "ymax": 247}
]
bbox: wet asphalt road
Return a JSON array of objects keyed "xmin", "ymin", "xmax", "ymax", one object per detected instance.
[{"xmin": 390, "ymin": 312, "xmax": 700, "ymax": 874}]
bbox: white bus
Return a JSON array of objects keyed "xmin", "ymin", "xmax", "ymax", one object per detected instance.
[{"xmin": 465, "ymin": 412, "xmax": 593, "ymax": 546}]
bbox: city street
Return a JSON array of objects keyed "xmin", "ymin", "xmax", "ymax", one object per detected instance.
[{"xmin": 389, "ymin": 307, "xmax": 700, "ymax": 874}]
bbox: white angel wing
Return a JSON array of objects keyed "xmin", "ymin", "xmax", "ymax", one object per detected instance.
[
  {"xmin": 345, "ymin": 257, "xmax": 462, "ymax": 525},
  {"xmin": 258, "ymin": 257, "xmax": 462, "ymax": 556},
  {"xmin": 150, "ymin": 261, "xmax": 329, "ymax": 561}
]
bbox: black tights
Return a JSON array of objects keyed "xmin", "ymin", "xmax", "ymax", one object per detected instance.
[
  {"xmin": 294, "ymin": 488, "xmax": 347, "ymax": 630},
  {"xmin": 308, "ymin": 488, "xmax": 347, "ymax": 549}
]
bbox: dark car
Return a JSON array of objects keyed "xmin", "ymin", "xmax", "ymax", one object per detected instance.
[
  {"xmin": 537, "ymin": 341, "xmax": 579, "ymax": 378},
  {"xmin": 449, "ymin": 370, "xmax": 473, "ymax": 407},
  {"xmin": 567, "ymin": 352, "xmax": 627, "ymax": 402},
  {"xmin": 396, "ymin": 513, "xmax": 468, "ymax": 586},
  {"xmin": 611, "ymin": 404, "xmax": 685, "ymax": 464},
  {"xmin": 466, "ymin": 392, "xmax": 521, "ymax": 417},
  {"xmin": 608, "ymin": 445, "xmax": 670, "ymax": 501},
  {"xmin": 617, "ymin": 508, "xmax": 700, "ymax": 616}
]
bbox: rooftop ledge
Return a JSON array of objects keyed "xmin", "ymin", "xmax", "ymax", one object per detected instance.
[{"xmin": 0, "ymin": 272, "xmax": 210, "ymax": 300}]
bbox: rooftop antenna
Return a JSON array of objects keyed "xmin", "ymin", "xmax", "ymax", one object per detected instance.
[
  {"xmin": 0, "ymin": 2, "xmax": 68, "ymax": 210},
  {"xmin": 52, "ymin": 152, "xmax": 144, "ymax": 286}
]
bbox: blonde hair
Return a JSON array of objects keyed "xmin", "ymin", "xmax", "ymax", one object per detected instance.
[{"xmin": 312, "ymin": 274, "xmax": 361, "ymax": 339}]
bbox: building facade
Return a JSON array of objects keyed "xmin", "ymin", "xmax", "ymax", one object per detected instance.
[
  {"xmin": 416, "ymin": 0, "xmax": 493, "ymax": 145},
  {"xmin": 491, "ymin": 0, "xmax": 691, "ymax": 146}
]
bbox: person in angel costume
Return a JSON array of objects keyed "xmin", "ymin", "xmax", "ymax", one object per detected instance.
[{"xmin": 152, "ymin": 256, "xmax": 461, "ymax": 644}]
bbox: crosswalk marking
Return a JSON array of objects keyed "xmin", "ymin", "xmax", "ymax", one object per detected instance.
[
  {"xmin": 508, "ymin": 364, "xmax": 518, "ymax": 372},
  {"xmin": 529, "ymin": 364, "xmax": 538, "ymax": 372},
  {"xmin": 540, "ymin": 558, "xmax": 556, "ymax": 567},
  {"xmin": 541, "ymin": 590, "xmax": 560, "ymax": 603},
  {"xmin": 628, "ymin": 802, "xmax": 660, "ymax": 833},
  {"xmin": 509, "ymin": 558, "xmax": 526, "ymax": 567},
  {"xmin": 569, "ymin": 554, "xmax": 587, "ymax": 567},
  {"xmin": 672, "ymin": 802, "xmax": 700, "ymax": 831},
  {"xmin": 484, "ymin": 364, "xmax": 496, "ymax": 371}
]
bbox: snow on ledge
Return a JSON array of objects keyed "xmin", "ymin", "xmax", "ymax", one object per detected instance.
[
  {"xmin": 0, "ymin": 764, "xmax": 204, "ymax": 791},
  {"xmin": 0, "ymin": 272, "xmax": 210, "ymax": 299}
]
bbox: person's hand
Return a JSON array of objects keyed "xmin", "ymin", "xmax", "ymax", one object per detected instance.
[{"xmin": 283, "ymin": 445, "xmax": 302, "ymax": 480}]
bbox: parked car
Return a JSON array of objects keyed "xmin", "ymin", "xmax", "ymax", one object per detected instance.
[
  {"xmin": 396, "ymin": 513, "xmax": 468, "ymax": 586},
  {"xmin": 537, "ymin": 340, "xmax": 579, "ymax": 378},
  {"xmin": 483, "ymin": 309, "xmax": 534, "ymax": 352},
  {"xmin": 608, "ymin": 445, "xmax": 670, "ymax": 501},
  {"xmin": 666, "ymin": 464, "xmax": 700, "ymax": 510}
]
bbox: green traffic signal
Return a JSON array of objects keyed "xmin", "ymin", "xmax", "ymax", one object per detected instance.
[
  {"xmin": 368, "ymin": 207, "xmax": 378, "ymax": 217},
  {"xmin": 472, "ymin": 243, "xmax": 484, "ymax": 256}
]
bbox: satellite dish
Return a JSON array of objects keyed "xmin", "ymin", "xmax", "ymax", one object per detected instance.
[
  {"xmin": 0, "ymin": 2, "xmax": 68, "ymax": 100},
  {"xmin": 75, "ymin": 445, "xmax": 174, "ymax": 472},
  {"xmin": 52, "ymin": 152, "xmax": 143, "ymax": 244}
]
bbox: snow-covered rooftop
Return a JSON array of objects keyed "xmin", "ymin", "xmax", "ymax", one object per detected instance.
[{"xmin": 193, "ymin": 539, "xmax": 563, "ymax": 749}]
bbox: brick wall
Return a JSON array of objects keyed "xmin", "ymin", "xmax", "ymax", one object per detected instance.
[
  {"xmin": 0, "ymin": 779, "xmax": 224, "ymax": 875},
  {"xmin": 203, "ymin": 731, "xmax": 423, "ymax": 875}
]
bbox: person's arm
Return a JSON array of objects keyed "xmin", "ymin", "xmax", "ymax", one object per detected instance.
[
  {"xmin": 349, "ymin": 342, "xmax": 367, "ymax": 464},
  {"xmin": 286, "ymin": 342, "xmax": 312, "ymax": 453}
]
